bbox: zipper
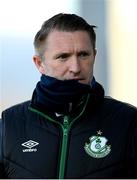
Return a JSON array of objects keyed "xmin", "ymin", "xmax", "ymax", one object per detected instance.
[
  {"xmin": 28, "ymin": 107, "xmax": 70, "ymax": 178},
  {"xmin": 28, "ymin": 93, "xmax": 90, "ymax": 179},
  {"xmin": 58, "ymin": 116, "xmax": 69, "ymax": 179}
]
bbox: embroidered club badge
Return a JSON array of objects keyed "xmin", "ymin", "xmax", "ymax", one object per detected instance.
[{"xmin": 84, "ymin": 131, "xmax": 111, "ymax": 158}]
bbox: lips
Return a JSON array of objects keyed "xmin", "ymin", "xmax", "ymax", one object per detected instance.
[{"xmin": 68, "ymin": 77, "xmax": 84, "ymax": 81}]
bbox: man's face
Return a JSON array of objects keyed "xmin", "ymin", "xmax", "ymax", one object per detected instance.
[{"xmin": 34, "ymin": 30, "xmax": 96, "ymax": 85}]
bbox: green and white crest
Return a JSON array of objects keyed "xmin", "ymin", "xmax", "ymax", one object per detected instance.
[{"xmin": 84, "ymin": 131, "xmax": 111, "ymax": 158}]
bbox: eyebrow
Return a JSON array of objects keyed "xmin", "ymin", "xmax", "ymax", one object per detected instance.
[{"xmin": 53, "ymin": 50, "xmax": 91, "ymax": 59}]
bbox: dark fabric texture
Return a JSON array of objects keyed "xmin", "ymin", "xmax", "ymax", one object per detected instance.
[{"xmin": 31, "ymin": 75, "xmax": 95, "ymax": 114}]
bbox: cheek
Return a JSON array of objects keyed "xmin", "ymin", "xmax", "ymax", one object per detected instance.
[
  {"xmin": 83, "ymin": 60, "xmax": 94, "ymax": 72},
  {"xmin": 44, "ymin": 62, "xmax": 67, "ymax": 76}
]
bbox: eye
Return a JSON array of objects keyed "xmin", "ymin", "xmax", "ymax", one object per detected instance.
[
  {"xmin": 56, "ymin": 53, "xmax": 70, "ymax": 61},
  {"xmin": 78, "ymin": 51, "xmax": 89, "ymax": 59},
  {"xmin": 59, "ymin": 54, "xmax": 68, "ymax": 59}
]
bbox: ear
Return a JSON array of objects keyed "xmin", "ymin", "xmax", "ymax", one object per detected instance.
[
  {"xmin": 94, "ymin": 49, "xmax": 97, "ymax": 58},
  {"xmin": 93, "ymin": 49, "xmax": 97, "ymax": 63},
  {"xmin": 33, "ymin": 55, "xmax": 45, "ymax": 74}
]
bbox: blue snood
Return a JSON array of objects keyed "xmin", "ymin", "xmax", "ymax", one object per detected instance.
[{"xmin": 32, "ymin": 75, "xmax": 95, "ymax": 114}]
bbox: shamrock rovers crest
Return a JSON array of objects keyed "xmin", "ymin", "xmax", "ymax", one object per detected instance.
[{"xmin": 84, "ymin": 130, "xmax": 111, "ymax": 158}]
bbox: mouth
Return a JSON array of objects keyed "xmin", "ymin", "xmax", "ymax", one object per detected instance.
[
  {"xmin": 69, "ymin": 78, "xmax": 87, "ymax": 84},
  {"xmin": 68, "ymin": 77, "xmax": 84, "ymax": 81},
  {"xmin": 63, "ymin": 78, "xmax": 88, "ymax": 84}
]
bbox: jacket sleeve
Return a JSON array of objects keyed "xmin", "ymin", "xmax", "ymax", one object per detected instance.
[
  {"xmin": 127, "ymin": 116, "xmax": 137, "ymax": 177},
  {"xmin": 0, "ymin": 118, "xmax": 5, "ymax": 178}
]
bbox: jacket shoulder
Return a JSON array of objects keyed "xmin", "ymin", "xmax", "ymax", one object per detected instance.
[
  {"xmin": 2, "ymin": 100, "xmax": 31, "ymax": 120},
  {"xmin": 104, "ymin": 96, "xmax": 137, "ymax": 115},
  {"xmin": 3, "ymin": 100, "xmax": 30, "ymax": 111}
]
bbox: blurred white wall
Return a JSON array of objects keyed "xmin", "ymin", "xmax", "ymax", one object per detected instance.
[
  {"xmin": 107, "ymin": 0, "xmax": 137, "ymax": 106},
  {"xmin": 1, "ymin": 0, "xmax": 137, "ymax": 117}
]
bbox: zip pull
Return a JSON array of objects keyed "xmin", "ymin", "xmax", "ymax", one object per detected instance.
[{"xmin": 63, "ymin": 116, "xmax": 69, "ymax": 131}]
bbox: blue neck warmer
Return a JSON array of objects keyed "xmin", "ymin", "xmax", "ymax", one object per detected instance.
[{"xmin": 31, "ymin": 75, "xmax": 95, "ymax": 114}]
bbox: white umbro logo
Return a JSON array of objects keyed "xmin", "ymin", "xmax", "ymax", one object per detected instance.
[{"xmin": 21, "ymin": 140, "xmax": 39, "ymax": 152}]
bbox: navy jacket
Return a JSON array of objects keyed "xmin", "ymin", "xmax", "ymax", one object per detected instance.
[{"xmin": 0, "ymin": 83, "xmax": 137, "ymax": 178}]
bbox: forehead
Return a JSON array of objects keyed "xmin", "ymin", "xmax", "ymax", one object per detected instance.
[{"xmin": 45, "ymin": 30, "xmax": 92, "ymax": 51}]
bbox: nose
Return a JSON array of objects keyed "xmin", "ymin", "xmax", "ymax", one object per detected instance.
[{"xmin": 69, "ymin": 57, "xmax": 81, "ymax": 74}]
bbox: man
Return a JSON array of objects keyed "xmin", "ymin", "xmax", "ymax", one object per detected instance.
[{"xmin": 0, "ymin": 13, "xmax": 137, "ymax": 179}]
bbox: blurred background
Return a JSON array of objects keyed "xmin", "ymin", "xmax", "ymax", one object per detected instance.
[{"xmin": 0, "ymin": 0, "xmax": 137, "ymax": 116}]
